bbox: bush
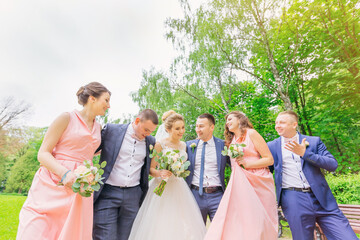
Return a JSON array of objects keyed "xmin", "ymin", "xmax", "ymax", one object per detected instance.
[
  {"xmin": 5, "ymin": 149, "xmax": 39, "ymax": 194},
  {"xmin": 326, "ymin": 173, "xmax": 360, "ymax": 204}
]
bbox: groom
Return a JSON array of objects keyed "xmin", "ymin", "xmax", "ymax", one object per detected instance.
[
  {"xmin": 267, "ymin": 110, "xmax": 357, "ymax": 240},
  {"xmin": 186, "ymin": 113, "xmax": 229, "ymax": 224},
  {"xmin": 93, "ymin": 109, "xmax": 158, "ymax": 240}
]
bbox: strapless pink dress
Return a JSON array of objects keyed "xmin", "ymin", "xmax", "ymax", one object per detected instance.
[
  {"xmin": 17, "ymin": 110, "xmax": 101, "ymax": 240},
  {"xmin": 205, "ymin": 131, "xmax": 278, "ymax": 240}
]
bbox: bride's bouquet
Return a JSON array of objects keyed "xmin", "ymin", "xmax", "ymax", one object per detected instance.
[
  {"xmin": 222, "ymin": 143, "xmax": 246, "ymax": 158},
  {"xmin": 149, "ymin": 145, "xmax": 190, "ymax": 196},
  {"xmin": 71, "ymin": 160, "xmax": 107, "ymax": 197}
]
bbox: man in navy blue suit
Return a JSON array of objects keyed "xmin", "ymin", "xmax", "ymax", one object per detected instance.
[
  {"xmin": 93, "ymin": 109, "xmax": 158, "ymax": 240},
  {"xmin": 268, "ymin": 110, "xmax": 357, "ymax": 240},
  {"xmin": 186, "ymin": 113, "xmax": 229, "ymax": 224}
]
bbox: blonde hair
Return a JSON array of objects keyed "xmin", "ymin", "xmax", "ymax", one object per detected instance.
[
  {"xmin": 162, "ymin": 110, "xmax": 184, "ymax": 131},
  {"xmin": 161, "ymin": 110, "xmax": 176, "ymax": 122}
]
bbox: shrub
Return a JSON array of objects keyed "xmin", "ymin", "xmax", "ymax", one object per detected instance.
[{"xmin": 326, "ymin": 173, "xmax": 360, "ymax": 204}]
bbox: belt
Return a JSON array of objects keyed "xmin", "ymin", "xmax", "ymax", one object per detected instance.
[
  {"xmin": 283, "ymin": 187, "xmax": 312, "ymax": 193},
  {"xmin": 106, "ymin": 184, "xmax": 140, "ymax": 189},
  {"xmin": 191, "ymin": 184, "xmax": 222, "ymax": 194}
]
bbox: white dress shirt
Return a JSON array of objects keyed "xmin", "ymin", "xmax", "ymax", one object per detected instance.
[
  {"xmin": 192, "ymin": 137, "xmax": 221, "ymax": 187},
  {"xmin": 106, "ymin": 124, "xmax": 146, "ymax": 187},
  {"xmin": 281, "ymin": 133, "xmax": 310, "ymax": 188}
]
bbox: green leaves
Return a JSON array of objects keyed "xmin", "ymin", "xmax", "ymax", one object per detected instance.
[{"xmin": 222, "ymin": 143, "xmax": 246, "ymax": 158}]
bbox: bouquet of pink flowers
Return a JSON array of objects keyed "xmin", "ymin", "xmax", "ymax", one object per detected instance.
[
  {"xmin": 149, "ymin": 145, "xmax": 190, "ymax": 196},
  {"xmin": 222, "ymin": 143, "xmax": 246, "ymax": 158},
  {"xmin": 71, "ymin": 160, "xmax": 107, "ymax": 197}
]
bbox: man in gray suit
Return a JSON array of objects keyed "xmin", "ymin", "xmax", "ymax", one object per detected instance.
[
  {"xmin": 93, "ymin": 109, "xmax": 158, "ymax": 240},
  {"xmin": 186, "ymin": 113, "xmax": 229, "ymax": 223}
]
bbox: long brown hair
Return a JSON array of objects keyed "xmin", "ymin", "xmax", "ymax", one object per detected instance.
[{"xmin": 224, "ymin": 111, "xmax": 253, "ymax": 147}]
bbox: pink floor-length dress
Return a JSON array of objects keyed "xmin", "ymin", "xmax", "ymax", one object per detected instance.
[
  {"xmin": 17, "ymin": 110, "xmax": 101, "ymax": 240},
  {"xmin": 205, "ymin": 131, "xmax": 278, "ymax": 240}
]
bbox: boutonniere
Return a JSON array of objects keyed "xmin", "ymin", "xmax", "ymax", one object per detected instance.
[
  {"xmin": 190, "ymin": 143, "xmax": 197, "ymax": 153},
  {"xmin": 305, "ymin": 141, "xmax": 309, "ymax": 148},
  {"xmin": 149, "ymin": 144, "xmax": 154, "ymax": 156}
]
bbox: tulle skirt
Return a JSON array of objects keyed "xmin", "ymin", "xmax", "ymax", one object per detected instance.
[{"xmin": 129, "ymin": 176, "xmax": 206, "ymax": 240}]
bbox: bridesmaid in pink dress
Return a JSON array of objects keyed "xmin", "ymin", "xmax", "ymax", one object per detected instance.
[
  {"xmin": 205, "ymin": 111, "xmax": 278, "ymax": 240},
  {"xmin": 16, "ymin": 82, "xmax": 111, "ymax": 240}
]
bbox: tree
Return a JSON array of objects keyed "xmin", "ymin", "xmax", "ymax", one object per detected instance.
[
  {"xmin": 0, "ymin": 97, "xmax": 30, "ymax": 130},
  {"xmin": 3, "ymin": 127, "xmax": 45, "ymax": 194},
  {"xmin": 165, "ymin": 0, "xmax": 299, "ymax": 111},
  {"xmin": 5, "ymin": 148, "xmax": 39, "ymax": 194},
  {"xmin": 0, "ymin": 97, "xmax": 31, "ymax": 151},
  {"xmin": 0, "ymin": 153, "xmax": 7, "ymax": 191}
]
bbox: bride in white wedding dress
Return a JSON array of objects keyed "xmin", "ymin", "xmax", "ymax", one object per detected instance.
[{"xmin": 129, "ymin": 111, "xmax": 206, "ymax": 240}]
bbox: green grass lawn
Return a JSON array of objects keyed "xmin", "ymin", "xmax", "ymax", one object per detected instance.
[{"xmin": 0, "ymin": 194, "xmax": 26, "ymax": 240}]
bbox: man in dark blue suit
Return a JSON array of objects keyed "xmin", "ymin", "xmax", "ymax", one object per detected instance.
[
  {"xmin": 186, "ymin": 113, "xmax": 229, "ymax": 224},
  {"xmin": 268, "ymin": 110, "xmax": 357, "ymax": 240},
  {"xmin": 93, "ymin": 109, "xmax": 158, "ymax": 240}
]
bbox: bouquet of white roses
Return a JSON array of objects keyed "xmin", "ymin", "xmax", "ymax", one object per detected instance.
[
  {"xmin": 149, "ymin": 145, "xmax": 190, "ymax": 196},
  {"xmin": 70, "ymin": 160, "xmax": 107, "ymax": 197},
  {"xmin": 221, "ymin": 143, "xmax": 246, "ymax": 158}
]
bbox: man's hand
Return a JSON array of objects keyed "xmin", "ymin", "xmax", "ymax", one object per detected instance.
[{"xmin": 285, "ymin": 138, "xmax": 307, "ymax": 157}]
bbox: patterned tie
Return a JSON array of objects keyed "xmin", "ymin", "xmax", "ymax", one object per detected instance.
[{"xmin": 199, "ymin": 141, "xmax": 207, "ymax": 196}]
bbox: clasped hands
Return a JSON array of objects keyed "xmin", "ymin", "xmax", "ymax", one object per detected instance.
[{"xmin": 159, "ymin": 169, "xmax": 173, "ymax": 180}]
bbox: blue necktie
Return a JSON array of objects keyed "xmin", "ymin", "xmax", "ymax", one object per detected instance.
[{"xmin": 199, "ymin": 141, "xmax": 207, "ymax": 196}]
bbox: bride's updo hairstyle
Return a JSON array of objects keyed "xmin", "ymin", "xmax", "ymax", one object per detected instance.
[
  {"xmin": 162, "ymin": 110, "xmax": 184, "ymax": 131},
  {"xmin": 224, "ymin": 111, "xmax": 253, "ymax": 147},
  {"xmin": 76, "ymin": 82, "xmax": 111, "ymax": 106}
]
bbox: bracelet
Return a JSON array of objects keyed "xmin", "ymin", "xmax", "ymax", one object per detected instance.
[{"xmin": 60, "ymin": 170, "xmax": 71, "ymax": 183}]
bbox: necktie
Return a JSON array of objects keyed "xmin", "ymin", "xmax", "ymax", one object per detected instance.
[{"xmin": 199, "ymin": 141, "xmax": 207, "ymax": 196}]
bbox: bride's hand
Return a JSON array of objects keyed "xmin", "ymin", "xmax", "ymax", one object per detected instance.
[{"xmin": 159, "ymin": 169, "xmax": 172, "ymax": 179}]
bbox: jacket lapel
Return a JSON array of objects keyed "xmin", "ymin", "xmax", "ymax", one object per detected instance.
[
  {"xmin": 299, "ymin": 133, "xmax": 305, "ymax": 168},
  {"xmin": 112, "ymin": 123, "xmax": 129, "ymax": 164},
  {"xmin": 275, "ymin": 137, "xmax": 283, "ymax": 170},
  {"xmin": 214, "ymin": 137, "xmax": 222, "ymax": 174},
  {"xmin": 190, "ymin": 139, "xmax": 200, "ymax": 170},
  {"xmin": 144, "ymin": 137, "xmax": 152, "ymax": 169}
]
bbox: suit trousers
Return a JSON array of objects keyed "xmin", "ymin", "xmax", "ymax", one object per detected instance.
[
  {"xmin": 93, "ymin": 184, "xmax": 142, "ymax": 240},
  {"xmin": 281, "ymin": 189, "xmax": 357, "ymax": 240},
  {"xmin": 191, "ymin": 188, "xmax": 224, "ymax": 224}
]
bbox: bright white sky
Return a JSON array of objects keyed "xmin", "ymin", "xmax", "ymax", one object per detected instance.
[{"xmin": 0, "ymin": 0, "xmax": 201, "ymax": 127}]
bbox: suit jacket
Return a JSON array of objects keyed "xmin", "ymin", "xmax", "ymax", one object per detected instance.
[
  {"xmin": 267, "ymin": 133, "xmax": 338, "ymax": 211},
  {"xmin": 185, "ymin": 136, "xmax": 229, "ymax": 191},
  {"xmin": 94, "ymin": 123, "xmax": 156, "ymax": 205}
]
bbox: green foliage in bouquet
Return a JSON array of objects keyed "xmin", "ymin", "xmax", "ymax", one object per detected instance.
[
  {"xmin": 71, "ymin": 160, "xmax": 107, "ymax": 197},
  {"xmin": 149, "ymin": 148, "xmax": 190, "ymax": 178},
  {"xmin": 149, "ymin": 145, "xmax": 191, "ymax": 196},
  {"xmin": 221, "ymin": 143, "xmax": 246, "ymax": 158}
]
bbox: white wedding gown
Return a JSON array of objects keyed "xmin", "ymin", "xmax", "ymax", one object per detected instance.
[{"xmin": 128, "ymin": 142, "xmax": 206, "ymax": 240}]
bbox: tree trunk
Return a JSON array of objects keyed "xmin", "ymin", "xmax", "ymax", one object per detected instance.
[
  {"xmin": 294, "ymin": 98, "xmax": 307, "ymax": 135},
  {"xmin": 332, "ymin": 131, "xmax": 343, "ymax": 157},
  {"xmin": 249, "ymin": 0, "xmax": 293, "ymax": 110},
  {"xmin": 216, "ymin": 76, "xmax": 229, "ymax": 112}
]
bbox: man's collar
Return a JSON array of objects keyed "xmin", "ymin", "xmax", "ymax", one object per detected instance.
[{"xmin": 199, "ymin": 136, "xmax": 214, "ymax": 146}]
